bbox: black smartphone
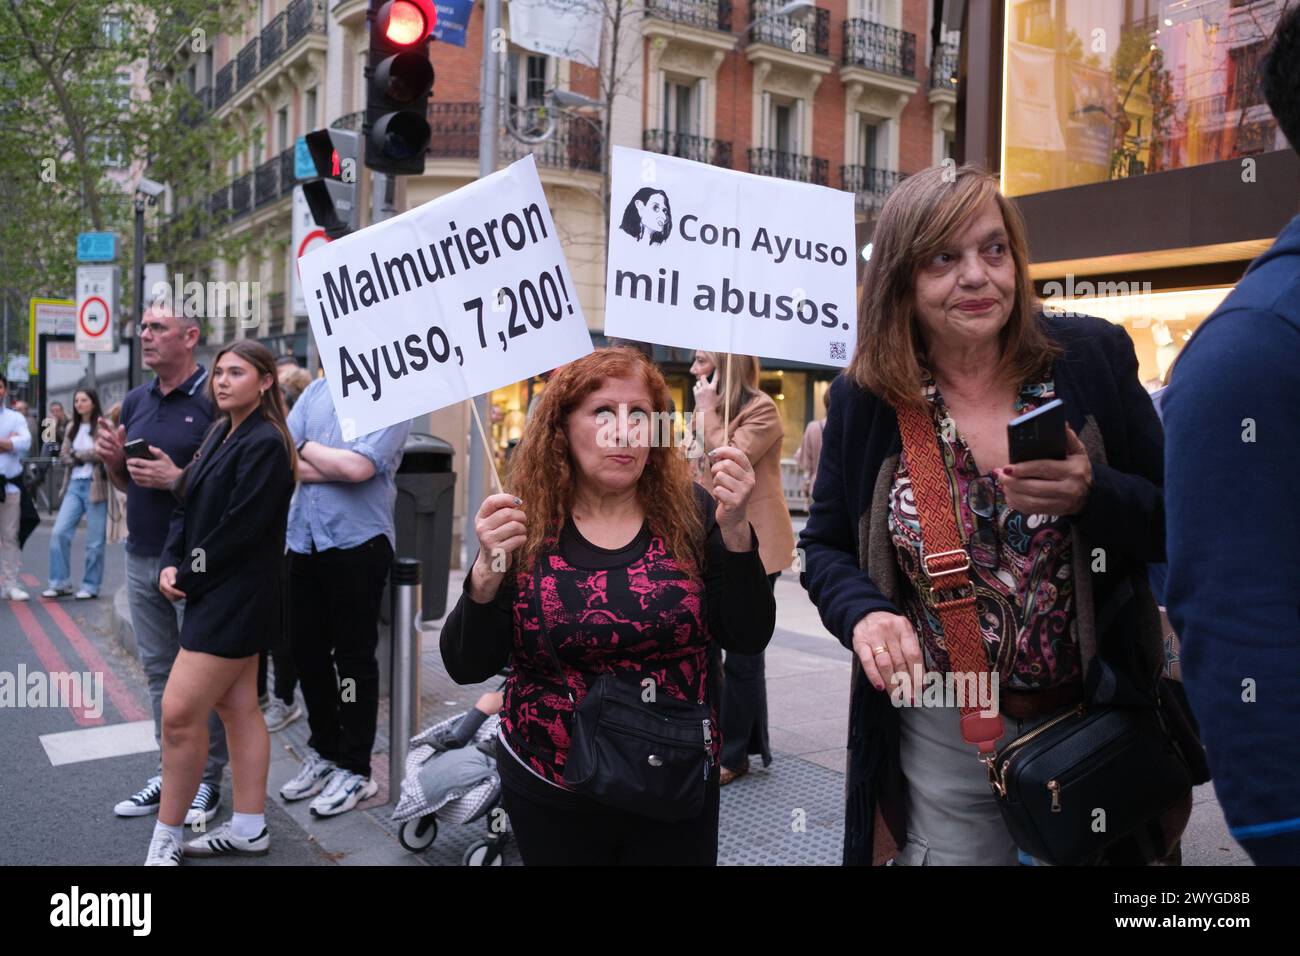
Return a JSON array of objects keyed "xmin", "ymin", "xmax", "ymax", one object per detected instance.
[
  {"xmin": 123, "ymin": 439, "xmax": 156, "ymax": 461},
  {"xmin": 1007, "ymin": 398, "xmax": 1067, "ymax": 463}
]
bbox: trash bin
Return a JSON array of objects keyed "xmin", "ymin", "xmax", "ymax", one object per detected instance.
[{"xmin": 392, "ymin": 433, "xmax": 456, "ymax": 621}]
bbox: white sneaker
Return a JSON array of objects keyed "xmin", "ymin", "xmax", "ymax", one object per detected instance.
[
  {"xmin": 6, "ymin": 586, "xmax": 29, "ymax": 601},
  {"xmin": 280, "ymin": 750, "xmax": 337, "ymax": 801},
  {"xmin": 262, "ymin": 698, "xmax": 303, "ymax": 733},
  {"xmin": 42, "ymin": 586, "xmax": 72, "ymax": 599},
  {"xmin": 184, "ymin": 821, "xmax": 270, "ymax": 858},
  {"xmin": 309, "ymin": 769, "xmax": 378, "ymax": 817},
  {"xmin": 144, "ymin": 829, "xmax": 184, "ymax": 866},
  {"xmin": 75, "ymin": 589, "xmax": 96, "ymax": 600}
]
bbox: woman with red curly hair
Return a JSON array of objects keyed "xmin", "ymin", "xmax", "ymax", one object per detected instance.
[{"xmin": 440, "ymin": 347, "xmax": 776, "ymax": 865}]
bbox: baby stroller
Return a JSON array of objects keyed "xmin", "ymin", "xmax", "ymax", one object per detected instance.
[{"xmin": 392, "ymin": 689, "xmax": 510, "ymax": 866}]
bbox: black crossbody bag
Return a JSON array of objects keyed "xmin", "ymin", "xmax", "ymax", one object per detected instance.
[{"xmin": 528, "ymin": 513, "xmax": 718, "ymax": 823}]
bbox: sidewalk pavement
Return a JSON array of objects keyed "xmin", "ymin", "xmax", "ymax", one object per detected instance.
[{"xmin": 105, "ymin": 519, "xmax": 1250, "ymax": 866}]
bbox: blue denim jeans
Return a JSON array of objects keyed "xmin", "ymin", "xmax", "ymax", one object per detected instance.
[{"xmin": 48, "ymin": 477, "xmax": 107, "ymax": 595}]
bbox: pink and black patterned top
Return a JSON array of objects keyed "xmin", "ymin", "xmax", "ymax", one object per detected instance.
[
  {"xmin": 887, "ymin": 372, "xmax": 1081, "ymax": 691},
  {"xmin": 441, "ymin": 483, "xmax": 775, "ymax": 788}
]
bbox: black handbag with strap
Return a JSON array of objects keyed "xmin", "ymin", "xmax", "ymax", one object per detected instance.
[
  {"xmin": 527, "ymin": 493, "xmax": 719, "ymax": 823},
  {"xmin": 894, "ymin": 399, "xmax": 1202, "ymax": 866}
]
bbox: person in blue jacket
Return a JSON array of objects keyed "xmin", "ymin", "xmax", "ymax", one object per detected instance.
[{"xmin": 1163, "ymin": 4, "xmax": 1300, "ymax": 865}]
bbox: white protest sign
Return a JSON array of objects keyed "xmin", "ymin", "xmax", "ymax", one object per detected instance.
[
  {"xmin": 508, "ymin": 0, "xmax": 603, "ymax": 67},
  {"xmin": 298, "ymin": 154, "xmax": 592, "ymax": 435},
  {"xmin": 603, "ymin": 146, "xmax": 857, "ymax": 368}
]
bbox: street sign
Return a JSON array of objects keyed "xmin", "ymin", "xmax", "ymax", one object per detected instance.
[
  {"xmin": 75, "ymin": 265, "xmax": 117, "ymax": 353},
  {"xmin": 291, "ymin": 186, "xmax": 331, "ymax": 316},
  {"xmin": 295, "ymin": 136, "xmax": 315, "ymax": 180},
  {"xmin": 76, "ymin": 232, "xmax": 117, "ymax": 262},
  {"xmin": 6, "ymin": 355, "xmax": 30, "ymax": 383},
  {"xmin": 28, "ymin": 298, "xmax": 75, "ymax": 374}
]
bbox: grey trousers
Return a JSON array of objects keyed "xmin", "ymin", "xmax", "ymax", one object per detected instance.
[
  {"xmin": 125, "ymin": 550, "xmax": 228, "ymax": 786},
  {"xmin": 895, "ymin": 703, "xmax": 1053, "ymax": 866}
]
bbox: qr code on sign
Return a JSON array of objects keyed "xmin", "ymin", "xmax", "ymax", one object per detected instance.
[{"xmin": 829, "ymin": 341, "xmax": 847, "ymax": 361}]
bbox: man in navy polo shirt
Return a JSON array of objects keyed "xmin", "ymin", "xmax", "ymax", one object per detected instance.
[{"xmin": 95, "ymin": 306, "xmax": 224, "ymax": 827}]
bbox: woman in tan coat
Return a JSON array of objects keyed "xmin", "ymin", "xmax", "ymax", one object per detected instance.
[{"xmin": 692, "ymin": 351, "xmax": 795, "ymax": 783}]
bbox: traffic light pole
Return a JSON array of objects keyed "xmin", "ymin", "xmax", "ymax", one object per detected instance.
[{"xmin": 464, "ymin": 0, "xmax": 501, "ymax": 567}]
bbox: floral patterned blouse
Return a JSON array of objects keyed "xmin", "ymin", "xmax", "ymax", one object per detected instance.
[{"xmin": 887, "ymin": 372, "xmax": 1080, "ymax": 691}]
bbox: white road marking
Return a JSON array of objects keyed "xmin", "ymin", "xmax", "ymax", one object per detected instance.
[{"xmin": 39, "ymin": 720, "xmax": 158, "ymax": 766}]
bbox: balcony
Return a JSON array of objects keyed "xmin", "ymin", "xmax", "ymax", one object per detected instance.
[
  {"xmin": 426, "ymin": 103, "xmax": 602, "ymax": 174},
  {"xmin": 930, "ymin": 40, "xmax": 958, "ymax": 90},
  {"xmin": 842, "ymin": 19, "xmax": 916, "ymax": 78},
  {"xmin": 236, "ymin": 38, "xmax": 259, "ymax": 90},
  {"xmin": 230, "ymin": 173, "xmax": 252, "ymax": 218},
  {"xmin": 217, "ymin": 1, "xmax": 326, "ymax": 115},
  {"xmin": 214, "ymin": 62, "xmax": 232, "ymax": 107},
  {"xmin": 279, "ymin": 146, "xmax": 296, "ymax": 197},
  {"xmin": 840, "ymin": 165, "xmax": 904, "ymax": 216},
  {"xmin": 255, "ymin": 156, "xmax": 280, "ymax": 208},
  {"xmin": 286, "ymin": 0, "xmax": 326, "ymax": 48},
  {"xmin": 260, "ymin": 12, "xmax": 286, "ymax": 66},
  {"xmin": 644, "ymin": 0, "xmax": 731, "ymax": 32},
  {"xmin": 745, "ymin": 4, "xmax": 833, "ymax": 102},
  {"xmin": 748, "ymin": 148, "xmax": 827, "ymax": 186},
  {"xmin": 643, "ymin": 129, "xmax": 732, "ymax": 167},
  {"xmin": 839, "ymin": 19, "xmax": 920, "ymax": 128},
  {"xmin": 180, "ymin": 86, "xmax": 211, "ymax": 127},
  {"xmin": 208, "ymin": 185, "xmax": 229, "ymax": 218},
  {"xmin": 750, "ymin": 5, "xmax": 830, "ymax": 57}
]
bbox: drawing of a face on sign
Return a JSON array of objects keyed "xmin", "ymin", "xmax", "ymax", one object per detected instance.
[{"xmin": 619, "ymin": 188, "xmax": 673, "ymax": 246}]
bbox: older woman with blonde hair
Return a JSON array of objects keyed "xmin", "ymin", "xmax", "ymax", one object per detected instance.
[
  {"xmin": 800, "ymin": 163, "xmax": 1203, "ymax": 866},
  {"xmin": 441, "ymin": 347, "xmax": 775, "ymax": 865},
  {"xmin": 689, "ymin": 349, "xmax": 794, "ymax": 784}
]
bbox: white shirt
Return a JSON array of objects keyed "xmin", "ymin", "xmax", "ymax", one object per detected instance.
[
  {"xmin": 0, "ymin": 406, "xmax": 32, "ymax": 494},
  {"xmin": 71, "ymin": 425, "xmax": 94, "ymax": 480}
]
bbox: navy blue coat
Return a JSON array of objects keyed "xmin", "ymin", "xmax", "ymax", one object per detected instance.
[
  {"xmin": 1164, "ymin": 215, "xmax": 1300, "ymax": 865},
  {"xmin": 800, "ymin": 312, "xmax": 1173, "ymax": 864}
]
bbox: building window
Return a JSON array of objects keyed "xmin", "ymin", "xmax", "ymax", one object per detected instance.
[
  {"xmin": 768, "ymin": 98, "xmax": 803, "ymax": 155},
  {"xmin": 276, "ymin": 108, "xmax": 289, "ymax": 152},
  {"xmin": 507, "ymin": 50, "xmax": 552, "ymax": 136},
  {"xmin": 663, "ymin": 78, "xmax": 699, "ymax": 136},
  {"xmin": 857, "ymin": 115, "xmax": 880, "ymax": 168},
  {"xmin": 252, "ymin": 125, "xmax": 264, "ymax": 166},
  {"xmin": 304, "ymin": 86, "xmax": 318, "ymax": 131}
]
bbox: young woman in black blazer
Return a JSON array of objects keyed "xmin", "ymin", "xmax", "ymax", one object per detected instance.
[{"xmin": 144, "ymin": 339, "xmax": 297, "ymax": 866}]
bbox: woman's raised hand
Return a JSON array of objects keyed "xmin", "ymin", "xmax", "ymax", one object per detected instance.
[{"xmin": 469, "ymin": 493, "xmax": 527, "ymax": 602}]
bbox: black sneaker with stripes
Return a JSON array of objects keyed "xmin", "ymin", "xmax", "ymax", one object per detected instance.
[{"xmin": 183, "ymin": 822, "xmax": 270, "ymax": 857}]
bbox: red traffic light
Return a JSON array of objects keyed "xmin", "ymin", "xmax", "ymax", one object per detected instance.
[{"xmin": 376, "ymin": 0, "xmax": 435, "ymax": 47}]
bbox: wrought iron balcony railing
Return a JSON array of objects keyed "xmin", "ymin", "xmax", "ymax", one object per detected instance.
[
  {"xmin": 840, "ymin": 165, "xmax": 905, "ymax": 214},
  {"xmin": 426, "ymin": 103, "xmax": 602, "ymax": 173},
  {"xmin": 642, "ymin": 129, "xmax": 732, "ymax": 168},
  {"xmin": 214, "ymin": 62, "xmax": 233, "ymax": 107},
  {"xmin": 930, "ymin": 40, "xmax": 958, "ymax": 89},
  {"xmin": 644, "ymin": 0, "xmax": 732, "ymax": 32},
  {"xmin": 842, "ymin": 19, "xmax": 917, "ymax": 78},
  {"xmin": 230, "ymin": 172, "xmax": 252, "ymax": 218},
  {"xmin": 748, "ymin": 147, "xmax": 828, "ymax": 185},
  {"xmin": 235, "ymin": 38, "xmax": 259, "ymax": 90},
  {"xmin": 750, "ymin": 4, "xmax": 829, "ymax": 57}
]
